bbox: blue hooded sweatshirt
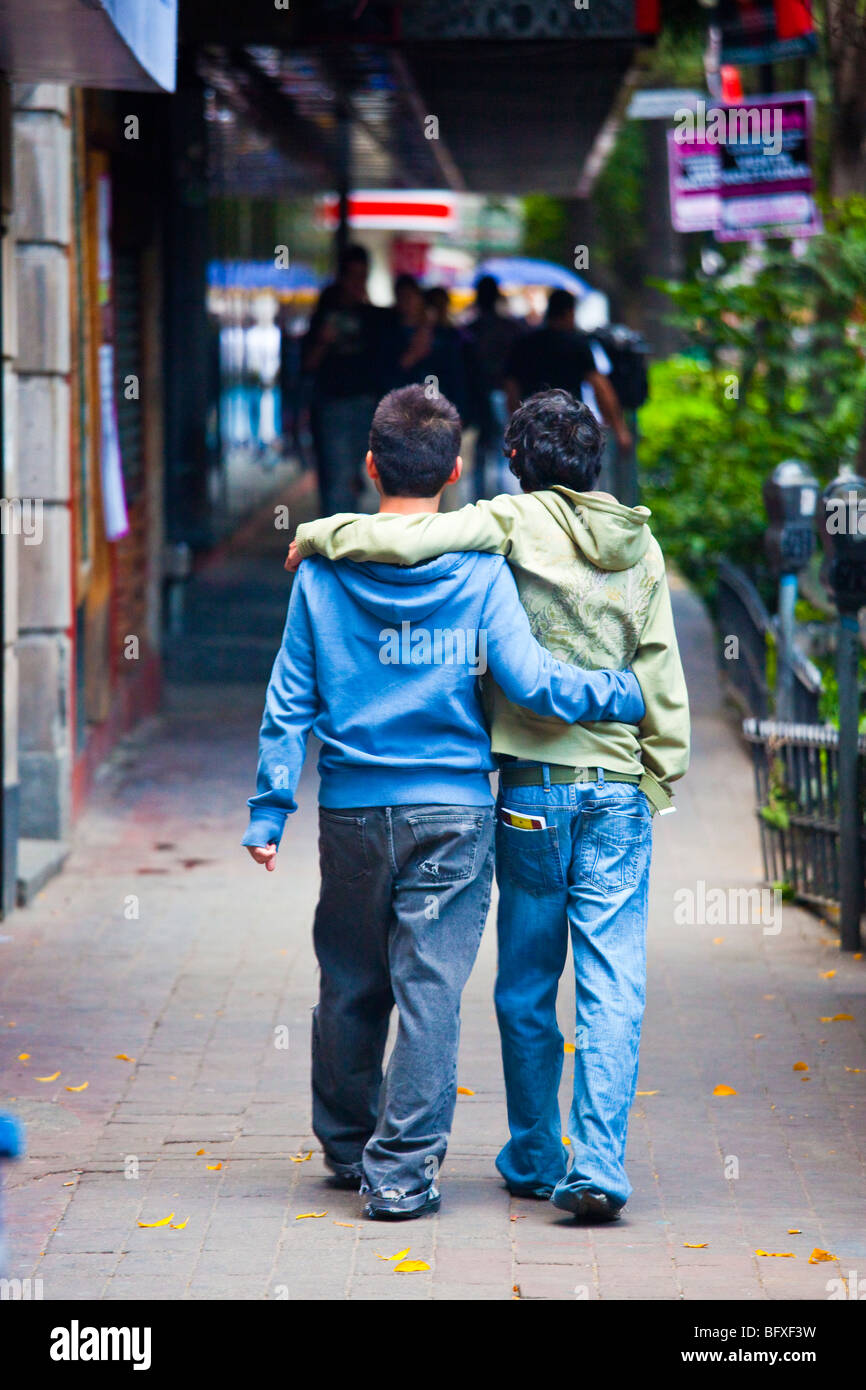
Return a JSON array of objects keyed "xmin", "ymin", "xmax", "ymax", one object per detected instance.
[{"xmin": 243, "ymin": 552, "xmax": 644, "ymax": 849}]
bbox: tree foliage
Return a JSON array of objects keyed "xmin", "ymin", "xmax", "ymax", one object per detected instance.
[{"xmin": 638, "ymin": 197, "xmax": 866, "ymax": 601}]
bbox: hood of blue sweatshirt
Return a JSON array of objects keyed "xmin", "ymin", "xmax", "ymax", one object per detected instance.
[{"xmin": 329, "ymin": 551, "xmax": 471, "ymax": 627}]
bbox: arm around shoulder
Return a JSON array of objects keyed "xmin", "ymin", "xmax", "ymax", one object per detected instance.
[{"xmin": 294, "ymin": 495, "xmax": 528, "ymax": 565}]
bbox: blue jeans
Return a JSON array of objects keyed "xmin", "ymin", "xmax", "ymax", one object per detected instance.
[
  {"xmin": 311, "ymin": 804, "xmax": 495, "ymax": 1200},
  {"xmin": 493, "ymin": 772, "xmax": 652, "ymax": 1208}
]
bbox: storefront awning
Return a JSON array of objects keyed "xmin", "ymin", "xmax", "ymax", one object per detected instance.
[{"xmin": 0, "ymin": 0, "xmax": 177, "ymax": 92}]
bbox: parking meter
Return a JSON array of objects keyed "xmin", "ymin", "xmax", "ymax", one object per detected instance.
[
  {"xmin": 818, "ymin": 468, "xmax": 866, "ymax": 953},
  {"xmin": 819, "ymin": 469, "xmax": 866, "ymax": 614},
  {"xmin": 763, "ymin": 461, "xmax": 819, "ymax": 722},
  {"xmin": 763, "ymin": 459, "xmax": 819, "ymax": 576}
]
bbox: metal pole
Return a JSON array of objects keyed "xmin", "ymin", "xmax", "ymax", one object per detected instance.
[
  {"xmin": 335, "ymin": 102, "xmax": 351, "ymax": 270},
  {"xmin": 837, "ymin": 612, "xmax": 862, "ymax": 951},
  {"xmin": 776, "ymin": 572, "xmax": 797, "ymax": 721}
]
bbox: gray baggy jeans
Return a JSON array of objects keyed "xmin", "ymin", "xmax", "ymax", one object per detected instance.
[{"xmin": 311, "ymin": 803, "xmax": 495, "ymax": 1199}]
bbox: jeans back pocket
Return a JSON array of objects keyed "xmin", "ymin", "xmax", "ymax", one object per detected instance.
[
  {"xmin": 406, "ymin": 810, "xmax": 488, "ymax": 884},
  {"xmin": 318, "ymin": 809, "xmax": 371, "ymax": 882},
  {"xmin": 579, "ymin": 799, "xmax": 651, "ymax": 894},
  {"xmin": 495, "ymin": 811, "xmax": 564, "ymax": 897}
]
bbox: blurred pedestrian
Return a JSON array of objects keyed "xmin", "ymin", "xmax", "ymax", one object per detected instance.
[
  {"xmin": 389, "ymin": 275, "xmax": 466, "ymax": 417},
  {"xmin": 462, "ymin": 275, "xmax": 525, "ymax": 499},
  {"xmin": 303, "ymin": 244, "xmax": 388, "ymax": 514},
  {"xmin": 504, "ymin": 289, "xmax": 632, "ymax": 455}
]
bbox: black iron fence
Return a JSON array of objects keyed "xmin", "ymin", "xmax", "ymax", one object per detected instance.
[
  {"xmin": 743, "ymin": 717, "xmax": 866, "ymax": 909},
  {"xmin": 717, "ymin": 560, "xmax": 822, "ymax": 722}
]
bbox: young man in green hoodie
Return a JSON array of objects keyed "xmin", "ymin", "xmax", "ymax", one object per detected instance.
[{"xmin": 288, "ymin": 388, "xmax": 690, "ymax": 1223}]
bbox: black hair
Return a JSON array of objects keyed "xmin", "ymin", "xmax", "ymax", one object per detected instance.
[
  {"xmin": 504, "ymin": 389, "xmax": 603, "ymax": 494},
  {"xmin": 394, "ymin": 272, "xmax": 422, "ymax": 298},
  {"xmin": 545, "ymin": 288, "xmax": 576, "ymax": 323},
  {"xmin": 338, "ymin": 243, "xmax": 369, "ymax": 275},
  {"xmin": 474, "ymin": 274, "xmax": 501, "ymax": 310},
  {"xmin": 370, "ymin": 385, "xmax": 462, "ymax": 498}
]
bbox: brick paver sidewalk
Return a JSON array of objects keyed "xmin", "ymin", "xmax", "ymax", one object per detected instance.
[{"xmin": 1, "ymin": 520, "xmax": 864, "ymax": 1301}]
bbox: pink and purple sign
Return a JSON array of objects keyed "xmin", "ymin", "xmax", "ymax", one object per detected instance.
[
  {"xmin": 667, "ymin": 92, "xmax": 821, "ymax": 243},
  {"xmin": 717, "ymin": 93, "xmax": 821, "ymax": 242}
]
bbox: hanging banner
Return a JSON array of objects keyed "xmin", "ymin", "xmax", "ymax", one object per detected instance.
[
  {"xmin": 98, "ymin": 344, "xmax": 129, "ymax": 542},
  {"xmin": 667, "ymin": 92, "xmax": 821, "ymax": 242},
  {"xmin": 96, "ymin": 173, "xmax": 129, "ymax": 540}
]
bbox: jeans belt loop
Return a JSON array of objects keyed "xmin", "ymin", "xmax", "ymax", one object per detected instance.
[
  {"xmin": 596, "ymin": 766, "xmax": 605, "ymax": 786},
  {"xmin": 542, "ymin": 763, "xmax": 551, "ymax": 793}
]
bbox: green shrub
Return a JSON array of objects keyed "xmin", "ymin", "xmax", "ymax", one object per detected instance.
[{"xmin": 637, "ymin": 357, "xmax": 768, "ymax": 600}]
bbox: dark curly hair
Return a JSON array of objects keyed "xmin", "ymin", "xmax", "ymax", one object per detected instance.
[{"xmin": 504, "ymin": 389, "xmax": 604, "ymax": 494}]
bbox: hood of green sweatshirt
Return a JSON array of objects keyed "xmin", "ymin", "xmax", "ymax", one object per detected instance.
[{"xmin": 533, "ymin": 487, "xmax": 653, "ymax": 573}]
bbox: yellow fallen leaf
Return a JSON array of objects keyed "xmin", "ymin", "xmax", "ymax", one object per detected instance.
[
  {"xmin": 821, "ymin": 970, "xmax": 836, "ymax": 979},
  {"xmin": 17, "ymin": 1053, "xmax": 29, "ymax": 1061},
  {"xmin": 855, "ymin": 953, "xmax": 863, "ymax": 961},
  {"xmin": 171, "ymin": 1218, "xmax": 189, "ymax": 1230},
  {"xmin": 206, "ymin": 1163, "xmax": 222, "ymax": 1171},
  {"xmin": 456, "ymin": 1086, "xmax": 475, "ymax": 1096},
  {"xmin": 333, "ymin": 1222, "xmax": 354, "ymax": 1228},
  {"xmin": 563, "ymin": 1043, "xmax": 576, "ymax": 1054},
  {"xmin": 138, "ymin": 1212, "xmax": 175, "ymax": 1228},
  {"xmin": 683, "ymin": 1242, "xmax": 708, "ymax": 1248},
  {"xmin": 393, "ymin": 1260, "xmax": 430, "ymax": 1273},
  {"xmin": 792, "ymin": 1061, "xmax": 809, "ymax": 1071},
  {"xmin": 195, "ymin": 1148, "xmax": 205, "ymax": 1155},
  {"xmin": 753, "ymin": 1034, "xmax": 765, "ymax": 1040},
  {"xmin": 755, "ymin": 1249, "xmax": 795, "ymax": 1258},
  {"xmin": 295, "ymin": 1211, "xmax": 328, "ymax": 1220},
  {"xmin": 375, "ymin": 1247, "xmax": 410, "ymax": 1261},
  {"xmin": 831, "ymin": 1014, "xmax": 854, "ymax": 1021},
  {"xmin": 562, "ymin": 1135, "xmax": 571, "ymax": 1145},
  {"xmin": 63, "ymin": 1181, "xmax": 75, "ymax": 1187},
  {"xmin": 763, "ymin": 994, "xmax": 776, "ymax": 1001},
  {"xmin": 712, "ymin": 937, "xmax": 724, "ymax": 945},
  {"xmin": 114, "ymin": 1054, "xmax": 135, "ymax": 1062},
  {"xmin": 788, "ymin": 1229, "xmax": 802, "ymax": 1234},
  {"xmin": 845, "ymin": 1067, "xmax": 863, "ymax": 1073},
  {"xmin": 713, "ymin": 1084, "xmax": 737, "ymax": 1096},
  {"xmin": 289, "ymin": 1151, "xmax": 313, "ymax": 1163},
  {"xmin": 35, "ymin": 1071, "xmax": 61, "ymax": 1083},
  {"xmin": 65, "ymin": 1082, "xmax": 88, "ymax": 1092},
  {"xmin": 636, "ymin": 1090, "xmax": 659, "ymax": 1096},
  {"xmin": 808, "ymin": 1248, "xmax": 836, "ymax": 1264}
]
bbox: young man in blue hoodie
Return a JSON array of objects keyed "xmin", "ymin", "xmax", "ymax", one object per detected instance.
[{"xmin": 242, "ymin": 385, "xmax": 644, "ymax": 1221}]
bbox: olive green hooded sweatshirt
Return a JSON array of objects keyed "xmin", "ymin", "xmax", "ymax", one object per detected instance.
[{"xmin": 295, "ymin": 488, "xmax": 690, "ymax": 812}]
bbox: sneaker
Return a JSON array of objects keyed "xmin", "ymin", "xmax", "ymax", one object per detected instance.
[
  {"xmin": 363, "ymin": 1185, "xmax": 441, "ymax": 1221},
  {"xmin": 551, "ymin": 1187, "xmax": 623, "ymax": 1223}
]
